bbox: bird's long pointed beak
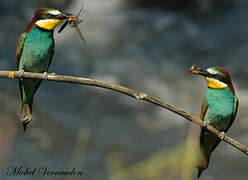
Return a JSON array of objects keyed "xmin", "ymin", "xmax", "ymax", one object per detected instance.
[
  {"xmin": 189, "ymin": 65, "xmax": 210, "ymax": 77},
  {"xmin": 56, "ymin": 12, "xmax": 73, "ymax": 20}
]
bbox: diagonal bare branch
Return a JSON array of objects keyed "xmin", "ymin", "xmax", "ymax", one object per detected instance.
[{"xmin": 1, "ymin": 70, "xmax": 248, "ymax": 155}]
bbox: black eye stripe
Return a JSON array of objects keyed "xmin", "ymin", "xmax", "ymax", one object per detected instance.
[
  {"xmin": 43, "ymin": 13, "xmax": 56, "ymax": 19},
  {"xmin": 212, "ymin": 74, "xmax": 228, "ymax": 84},
  {"xmin": 37, "ymin": 13, "xmax": 56, "ymax": 20}
]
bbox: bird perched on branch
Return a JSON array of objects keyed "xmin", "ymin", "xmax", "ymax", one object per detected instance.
[
  {"xmin": 16, "ymin": 8, "xmax": 71, "ymax": 131},
  {"xmin": 189, "ymin": 65, "xmax": 239, "ymax": 178}
]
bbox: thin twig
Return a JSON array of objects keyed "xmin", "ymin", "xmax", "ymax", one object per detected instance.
[{"xmin": 1, "ymin": 70, "xmax": 248, "ymax": 155}]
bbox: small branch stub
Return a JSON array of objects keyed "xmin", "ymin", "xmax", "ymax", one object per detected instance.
[{"xmin": 134, "ymin": 92, "xmax": 147, "ymax": 99}]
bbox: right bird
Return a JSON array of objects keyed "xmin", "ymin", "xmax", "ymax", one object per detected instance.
[{"xmin": 189, "ymin": 65, "xmax": 239, "ymax": 178}]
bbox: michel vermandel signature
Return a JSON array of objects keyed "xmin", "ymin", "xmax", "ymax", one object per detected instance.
[{"xmin": 6, "ymin": 165, "xmax": 84, "ymax": 176}]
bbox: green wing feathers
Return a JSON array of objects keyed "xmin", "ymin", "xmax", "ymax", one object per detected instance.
[
  {"xmin": 226, "ymin": 96, "xmax": 239, "ymax": 131},
  {"xmin": 200, "ymin": 97, "xmax": 208, "ymax": 121},
  {"xmin": 16, "ymin": 32, "xmax": 26, "ymax": 69},
  {"xmin": 232, "ymin": 96, "xmax": 239, "ymax": 123}
]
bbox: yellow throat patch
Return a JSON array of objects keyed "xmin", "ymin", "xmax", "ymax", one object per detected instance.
[
  {"xmin": 35, "ymin": 19, "xmax": 61, "ymax": 30},
  {"xmin": 205, "ymin": 77, "xmax": 227, "ymax": 89}
]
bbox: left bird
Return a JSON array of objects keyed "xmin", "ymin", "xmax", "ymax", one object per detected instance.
[{"xmin": 16, "ymin": 8, "xmax": 69, "ymax": 131}]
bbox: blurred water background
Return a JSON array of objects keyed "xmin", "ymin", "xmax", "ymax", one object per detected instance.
[{"xmin": 0, "ymin": 0, "xmax": 248, "ymax": 179}]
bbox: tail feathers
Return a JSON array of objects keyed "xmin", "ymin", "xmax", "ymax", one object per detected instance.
[
  {"xmin": 196, "ymin": 151, "xmax": 208, "ymax": 178},
  {"xmin": 197, "ymin": 169, "xmax": 203, "ymax": 178},
  {"xmin": 21, "ymin": 104, "xmax": 32, "ymax": 131}
]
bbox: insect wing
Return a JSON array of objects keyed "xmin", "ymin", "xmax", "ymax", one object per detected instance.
[{"xmin": 74, "ymin": 24, "xmax": 86, "ymax": 45}]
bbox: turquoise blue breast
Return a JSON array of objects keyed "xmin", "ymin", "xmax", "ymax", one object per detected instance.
[
  {"xmin": 205, "ymin": 88, "xmax": 235, "ymax": 131},
  {"xmin": 19, "ymin": 25, "xmax": 54, "ymax": 72}
]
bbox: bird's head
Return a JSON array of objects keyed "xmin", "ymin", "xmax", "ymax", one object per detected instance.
[
  {"xmin": 26, "ymin": 8, "xmax": 71, "ymax": 32},
  {"xmin": 189, "ymin": 65, "xmax": 235, "ymax": 95}
]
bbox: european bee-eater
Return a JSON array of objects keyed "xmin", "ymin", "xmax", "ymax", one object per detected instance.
[
  {"xmin": 16, "ymin": 8, "xmax": 69, "ymax": 131},
  {"xmin": 190, "ymin": 65, "xmax": 239, "ymax": 178}
]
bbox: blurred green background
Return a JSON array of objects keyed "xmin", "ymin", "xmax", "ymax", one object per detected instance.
[{"xmin": 0, "ymin": 0, "xmax": 248, "ymax": 179}]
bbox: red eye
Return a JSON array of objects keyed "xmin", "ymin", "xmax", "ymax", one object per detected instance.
[
  {"xmin": 216, "ymin": 74, "xmax": 221, "ymax": 79},
  {"xmin": 44, "ymin": 13, "xmax": 51, "ymax": 18}
]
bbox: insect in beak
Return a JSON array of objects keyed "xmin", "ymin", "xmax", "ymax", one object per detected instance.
[
  {"xmin": 189, "ymin": 65, "xmax": 210, "ymax": 77},
  {"xmin": 58, "ymin": 3, "xmax": 86, "ymax": 45}
]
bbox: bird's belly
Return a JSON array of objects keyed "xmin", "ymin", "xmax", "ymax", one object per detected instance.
[
  {"xmin": 20, "ymin": 44, "xmax": 52, "ymax": 72},
  {"xmin": 205, "ymin": 108, "xmax": 232, "ymax": 131}
]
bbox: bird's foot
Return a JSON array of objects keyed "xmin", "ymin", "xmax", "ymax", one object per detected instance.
[
  {"xmin": 18, "ymin": 70, "xmax": 25, "ymax": 77},
  {"xmin": 42, "ymin": 72, "xmax": 48, "ymax": 80},
  {"xmin": 8, "ymin": 72, "xmax": 15, "ymax": 79},
  {"xmin": 219, "ymin": 131, "xmax": 226, "ymax": 140},
  {"xmin": 202, "ymin": 121, "xmax": 208, "ymax": 128}
]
